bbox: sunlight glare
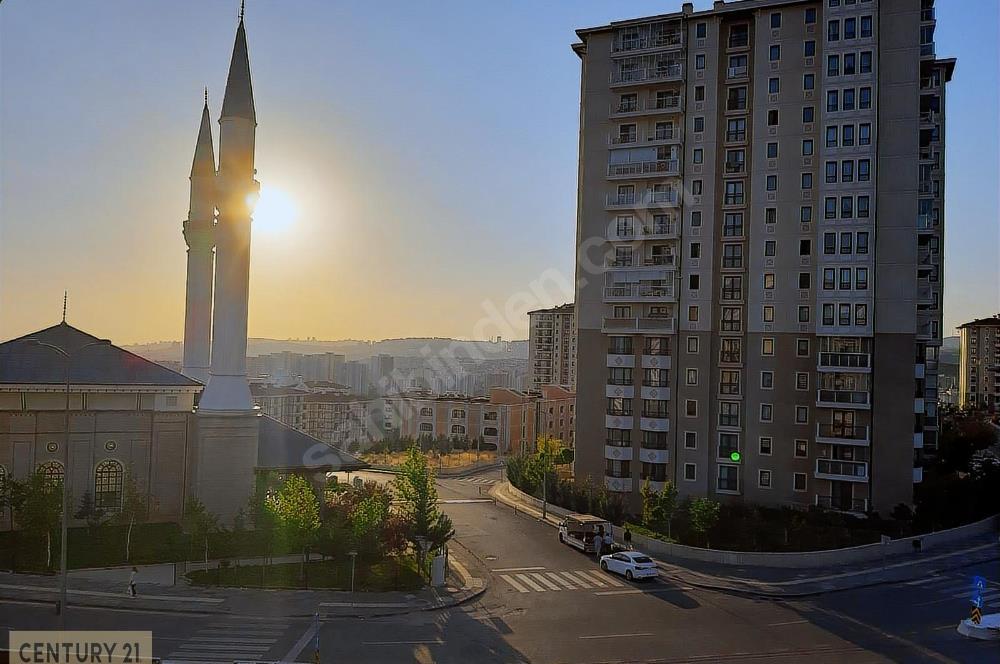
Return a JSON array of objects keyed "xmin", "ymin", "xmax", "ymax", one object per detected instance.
[{"xmin": 252, "ymin": 186, "xmax": 298, "ymax": 233}]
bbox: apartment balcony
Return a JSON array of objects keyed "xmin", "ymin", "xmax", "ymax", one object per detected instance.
[
  {"xmin": 640, "ymin": 385, "xmax": 670, "ymax": 401},
  {"xmin": 919, "ymin": 146, "xmax": 940, "ymax": 165},
  {"xmin": 606, "ymin": 383, "xmax": 635, "ymax": 399},
  {"xmin": 726, "ymin": 65, "xmax": 748, "ymax": 80},
  {"xmin": 605, "ymin": 256, "xmax": 677, "ymax": 270},
  {"xmin": 917, "ymin": 248, "xmax": 939, "ymax": 266},
  {"xmin": 606, "ymin": 353, "xmax": 636, "ymax": 368},
  {"xmin": 920, "ymin": 42, "xmax": 935, "ymax": 58},
  {"xmin": 605, "ymin": 444, "xmax": 634, "ymax": 462},
  {"xmin": 638, "ymin": 446, "xmax": 670, "ymax": 465},
  {"xmin": 605, "ymin": 475, "xmax": 633, "ymax": 493},
  {"xmin": 605, "ymin": 414, "xmax": 634, "ymax": 430},
  {"xmin": 640, "ymin": 416, "xmax": 670, "ymax": 432},
  {"xmin": 605, "ymin": 190, "xmax": 681, "ymax": 210},
  {"xmin": 815, "ymin": 459, "xmax": 869, "ymax": 482},
  {"xmin": 919, "ymin": 110, "xmax": 939, "ymax": 127},
  {"xmin": 817, "ymin": 389, "xmax": 871, "ymax": 409},
  {"xmin": 641, "ymin": 354, "xmax": 671, "ymax": 370},
  {"xmin": 643, "ymin": 479, "xmax": 668, "ymax": 492},
  {"xmin": 818, "ymin": 352, "xmax": 871, "ymax": 372},
  {"xmin": 610, "ymin": 96, "xmax": 683, "ymax": 118},
  {"xmin": 815, "ymin": 495, "xmax": 869, "ymax": 513},
  {"xmin": 724, "ymin": 160, "xmax": 747, "ymax": 175},
  {"xmin": 921, "ymin": 7, "xmax": 936, "ymax": 22},
  {"xmin": 917, "ymin": 213, "xmax": 937, "ymax": 232},
  {"xmin": 917, "ymin": 284, "xmax": 935, "ymax": 304},
  {"xmin": 816, "ymin": 423, "xmax": 870, "ymax": 446},
  {"xmin": 612, "ymin": 32, "xmax": 683, "ymax": 55},
  {"xmin": 607, "ymin": 159, "xmax": 681, "ymax": 179},
  {"xmin": 610, "ymin": 64, "xmax": 683, "ymax": 87},
  {"xmin": 603, "ymin": 282, "xmax": 677, "ymax": 303},
  {"xmin": 913, "ymin": 431, "xmax": 924, "ymax": 449},
  {"xmin": 920, "ymin": 75, "xmax": 941, "ymax": 91},
  {"xmin": 602, "ymin": 316, "xmax": 676, "ymax": 335}
]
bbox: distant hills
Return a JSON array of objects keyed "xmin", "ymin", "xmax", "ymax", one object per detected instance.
[{"xmin": 124, "ymin": 337, "xmax": 529, "ymax": 362}]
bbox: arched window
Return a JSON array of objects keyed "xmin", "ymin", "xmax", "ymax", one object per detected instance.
[
  {"xmin": 451, "ymin": 409, "xmax": 466, "ymax": 419},
  {"xmin": 37, "ymin": 461, "xmax": 64, "ymax": 490},
  {"xmin": 94, "ymin": 460, "xmax": 124, "ymax": 512},
  {"xmin": 451, "ymin": 425, "xmax": 466, "ymax": 436}
]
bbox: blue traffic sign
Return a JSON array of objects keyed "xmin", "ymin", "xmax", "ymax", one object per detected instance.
[{"xmin": 970, "ymin": 575, "xmax": 986, "ymax": 607}]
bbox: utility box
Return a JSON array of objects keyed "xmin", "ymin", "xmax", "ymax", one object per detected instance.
[{"xmin": 430, "ymin": 553, "xmax": 447, "ymax": 587}]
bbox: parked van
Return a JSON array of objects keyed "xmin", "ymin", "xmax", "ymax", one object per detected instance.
[{"xmin": 558, "ymin": 514, "xmax": 611, "ymax": 553}]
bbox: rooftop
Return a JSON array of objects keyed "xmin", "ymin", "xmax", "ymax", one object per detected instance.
[{"xmin": 959, "ymin": 315, "xmax": 1000, "ymax": 329}]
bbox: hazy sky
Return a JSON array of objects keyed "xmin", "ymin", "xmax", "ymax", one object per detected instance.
[{"xmin": 1, "ymin": 1, "xmax": 996, "ymax": 344}]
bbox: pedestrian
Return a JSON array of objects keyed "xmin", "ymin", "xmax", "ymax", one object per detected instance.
[
  {"xmin": 594, "ymin": 527, "xmax": 605, "ymax": 559},
  {"xmin": 624, "ymin": 526, "xmax": 632, "ymax": 549},
  {"xmin": 603, "ymin": 529, "xmax": 613, "ymax": 556},
  {"xmin": 128, "ymin": 566, "xmax": 138, "ymax": 597}
]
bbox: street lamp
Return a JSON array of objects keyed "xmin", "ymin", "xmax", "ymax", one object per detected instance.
[{"xmin": 24, "ymin": 337, "xmax": 111, "ymax": 628}]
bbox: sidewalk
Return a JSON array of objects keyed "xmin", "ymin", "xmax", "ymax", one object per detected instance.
[
  {"xmin": 490, "ymin": 480, "xmax": 1000, "ymax": 598},
  {"xmin": 0, "ymin": 547, "xmax": 487, "ymax": 619}
]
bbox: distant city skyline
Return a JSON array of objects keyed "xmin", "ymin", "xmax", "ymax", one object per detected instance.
[{"xmin": 2, "ymin": 0, "xmax": 996, "ymax": 344}]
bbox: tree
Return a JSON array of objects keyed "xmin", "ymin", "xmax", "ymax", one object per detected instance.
[
  {"xmin": 182, "ymin": 497, "xmax": 219, "ymax": 566},
  {"xmin": 115, "ymin": 471, "xmax": 149, "ymax": 562},
  {"xmin": 393, "ymin": 446, "xmax": 454, "ymax": 572},
  {"xmin": 74, "ymin": 490, "xmax": 107, "ymax": 535},
  {"xmin": 267, "ymin": 474, "xmax": 321, "ymax": 579},
  {"xmin": 248, "ymin": 473, "xmax": 279, "ymax": 567},
  {"xmin": 10, "ymin": 471, "xmax": 63, "ymax": 569},
  {"xmin": 641, "ymin": 478, "xmax": 678, "ymax": 539},
  {"xmin": 688, "ymin": 497, "xmax": 721, "ymax": 548}
]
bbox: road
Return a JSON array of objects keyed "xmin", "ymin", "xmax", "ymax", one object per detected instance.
[{"xmin": 3, "ymin": 467, "xmax": 995, "ymax": 663}]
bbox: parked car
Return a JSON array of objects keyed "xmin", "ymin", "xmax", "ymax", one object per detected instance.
[{"xmin": 600, "ymin": 550, "xmax": 658, "ymax": 581}]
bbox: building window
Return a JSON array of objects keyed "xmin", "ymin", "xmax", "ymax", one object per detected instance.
[
  {"xmin": 688, "ymin": 305, "xmax": 699, "ymax": 322},
  {"xmin": 828, "ymin": 54, "xmax": 840, "ymax": 76},
  {"xmin": 693, "ymin": 148, "xmax": 704, "ymax": 164},
  {"xmin": 805, "ymin": 8, "xmax": 817, "ymax": 24},
  {"xmin": 797, "ymin": 338, "xmax": 810, "ymax": 357},
  {"xmin": 717, "ymin": 465, "xmax": 739, "ymax": 492},
  {"xmin": 765, "ymin": 208, "xmax": 777, "ymax": 225},
  {"xmin": 684, "ymin": 463, "xmax": 697, "ymax": 481},
  {"xmin": 95, "ymin": 460, "xmax": 124, "ymax": 512},
  {"xmin": 767, "ymin": 109, "xmax": 779, "ymax": 126},
  {"xmin": 761, "ymin": 371, "xmax": 774, "ymax": 389},
  {"xmin": 758, "ymin": 470, "xmax": 772, "ymax": 489},
  {"xmin": 696, "ymin": 22, "xmax": 707, "ymax": 39},
  {"xmin": 451, "ymin": 409, "xmax": 466, "ymax": 419},
  {"xmin": 0, "ymin": 466, "xmax": 6, "ymax": 516},
  {"xmin": 686, "ymin": 368, "xmax": 698, "ymax": 386},
  {"xmin": 691, "ymin": 210, "xmax": 702, "ymax": 227},
  {"xmin": 719, "ymin": 401, "xmax": 740, "ymax": 428},
  {"xmin": 796, "ymin": 372, "xmax": 809, "ymax": 391},
  {"xmin": 419, "ymin": 422, "xmax": 433, "ymax": 433},
  {"xmin": 762, "ymin": 338, "xmax": 775, "ymax": 356},
  {"xmin": 798, "ymin": 306, "xmax": 810, "ymax": 323},
  {"xmin": 37, "ymin": 461, "xmax": 64, "ymax": 490},
  {"xmin": 695, "ymin": 85, "xmax": 705, "ymax": 102},
  {"xmin": 803, "ymin": 73, "xmax": 815, "ymax": 90},
  {"xmin": 419, "ymin": 407, "xmax": 433, "ymax": 417},
  {"xmin": 769, "ymin": 45, "xmax": 781, "ymax": 62},
  {"xmin": 802, "ymin": 139, "xmax": 814, "ymax": 156},
  {"xmin": 760, "ymin": 403, "xmax": 773, "ymax": 423},
  {"xmin": 720, "ymin": 370, "xmax": 740, "ymax": 395},
  {"xmin": 771, "ymin": 12, "xmax": 782, "ymax": 28},
  {"xmin": 696, "ymin": 53, "xmax": 706, "ymax": 70},
  {"xmin": 804, "ymin": 40, "xmax": 816, "ymax": 57},
  {"xmin": 763, "ymin": 273, "xmax": 775, "ymax": 290},
  {"xmin": 802, "ymin": 173, "xmax": 813, "ymax": 190},
  {"xmin": 686, "ymin": 400, "xmax": 698, "ymax": 417},
  {"xmin": 687, "ymin": 336, "xmax": 699, "ymax": 354},
  {"xmin": 795, "ymin": 406, "xmax": 809, "ymax": 424},
  {"xmin": 763, "ymin": 305, "xmax": 774, "ymax": 322},
  {"xmin": 794, "ymin": 439, "xmax": 808, "ymax": 458},
  {"xmin": 769, "ymin": 77, "xmax": 780, "ymax": 94},
  {"xmin": 684, "ymin": 431, "xmax": 697, "ymax": 450},
  {"xmin": 793, "ymin": 472, "xmax": 807, "ymax": 492},
  {"xmin": 803, "ymin": 106, "xmax": 815, "ymax": 123},
  {"xmin": 766, "ymin": 175, "xmax": 777, "ymax": 191},
  {"xmin": 694, "ymin": 116, "xmax": 705, "ymax": 133},
  {"xmin": 759, "ymin": 437, "xmax": 773, "ymax": 455}
]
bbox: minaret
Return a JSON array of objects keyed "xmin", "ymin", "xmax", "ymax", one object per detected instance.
[
  {"xmin": 181, "ymin": 92, "xmax": 216, "ymax": 383},
  {"xmin": 198, "ymin": 10, "xmax": 259, "ymax": 412}
]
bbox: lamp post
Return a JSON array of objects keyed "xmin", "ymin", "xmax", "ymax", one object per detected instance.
[
  {"xmin": 24, "ymin": 337, "xmax": 111, "ymax": 628},
  {"xmin": 348, "ymin": 550, "xmax": 358, "ymax": 593}
]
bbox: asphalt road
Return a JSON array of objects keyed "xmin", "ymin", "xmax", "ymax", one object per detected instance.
[{"xmin": 3, "ymin": 467, "xmax": 994, "ymax": 663}]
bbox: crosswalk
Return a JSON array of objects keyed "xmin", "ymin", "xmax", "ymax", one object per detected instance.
[
  {"xmin": 495, "ymin": 567, "xmax": 627, "ymax": 594},
  {"xmin": 904, "ymin": 573, "xmax": 1000, "ymax": 609},
  {"xmin": 456, "ymin": 476, "xmax": 497, "ymax": 485},
  {"xmin": 164, "ymin": 618, "xmax": 291, "ymax": 662}
]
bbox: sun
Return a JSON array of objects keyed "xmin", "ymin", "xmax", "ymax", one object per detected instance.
[{"xmin": 252, "ymin": 186, "xmax": 297, "ymax": 233}]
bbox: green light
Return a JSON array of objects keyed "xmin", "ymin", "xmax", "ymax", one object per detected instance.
[{"xmin": 730, "ymin": 451, "xmax": 742, "ymax": 462}]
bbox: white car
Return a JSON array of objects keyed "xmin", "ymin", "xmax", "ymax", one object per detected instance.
[{"xmin": 600, "ymin": 550, "xmax": 659, "ymax": 581}]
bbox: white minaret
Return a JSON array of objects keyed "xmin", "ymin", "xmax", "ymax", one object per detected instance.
[
  {"xmin": 198, "ymin": 10, "xmax": 258, "ymax": 412},
  {"xmin": 181, "ymin": 93, "xmax": 216, "ymax": 383}
]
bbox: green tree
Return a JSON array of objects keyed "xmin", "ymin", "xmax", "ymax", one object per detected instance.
[
  {"xmin": 74, "ymin": 490, "xmax": 107, "ymax": 535},
  {"xmin": 248, "ymin": 473, "xmax": 279, "ymax": 567},
  {"xmin": 689, "ymin": 497, "xmax": 721, "ymax": 548},
  {"xmin": 267, "ymin": 474, "xmax": 321, "ymax": 578},
  {"xmin": 115, "ymin": 471, "xmax": 149, "ymax": 562},
  {"xmin": 182, "ymin": 497, "xmax": 220, "ymax": 566},
  {"xmin": 393, "ymin": 446, "xmax": 454, "ymax": 571},
  {"xmin": 10, "ymin": 470, "xmax": 63, "ymax": 569},
  {"xmin": 641, "ymin": 478, "xmax": 678, "ymax": 539}
]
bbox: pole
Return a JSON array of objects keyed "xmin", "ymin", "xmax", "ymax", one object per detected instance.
[
  {"xmin": 312, "ymin": 612, "xmax": 320, "ymax": 663},
  {"xmin": 349, "ymin": 551, "xmax": 357, "ymax": 593},
  {"xmin": 59, "ymin": 357, "xmax": 70, "ymax": 628},
  {"xmin": 542, "ymin": 467, "xmax": 547, "ymax": 520}
]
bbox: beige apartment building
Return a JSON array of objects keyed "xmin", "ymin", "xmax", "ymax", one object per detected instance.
[
  {"xmin": 384, "ymin": 385, "xmax": 575, "ymax": 455},
  {"xmin": 572, "ymin": 0, "xmax": 952, "ymax": 514},
  {"xmin": 528, "ymin": 304, "xmax": 578, "ymax": 390},
  {"xmin": 958, "ymin": 316, "xmax": 1000, "ymax": 410},
  {"xmin": 250, "ymin": 383, "xmax": 376, "ymax": 450}
]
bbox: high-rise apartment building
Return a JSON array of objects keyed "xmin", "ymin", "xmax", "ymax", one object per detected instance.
[
  {"xmin": 572, "ymin": 0, "xmax": 952, "ymax": 514},
  {"xmin": 958, "ymin": 315, "xmax": 1000, "ymax": 410},
  {"xmin": 528, "ymin": 304, "xmax": 578, "ymax": 389}
]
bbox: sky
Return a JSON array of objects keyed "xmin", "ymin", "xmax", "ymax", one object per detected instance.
[{"xmin": 0, "ymin": 0, "xmax": 996, "ymax": 344}]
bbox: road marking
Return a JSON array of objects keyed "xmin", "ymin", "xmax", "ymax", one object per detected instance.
[
  {"xmin": 362, "ymin": 640, "xmax": 444, "ymax": 645},
  {"xmin": 579, "ymin": 633, "xmax": 654, "ymax": 640},
  {"xmin": 499, "ymin": 574, "xmax": 531, "ymax": 593},
  {"xmin": 530, "ymin": 572, "xmax": 562, "ymax": 591},
  {"xmin": 492, "ymin": 566, "xmax": 546, "ymax": 572},
  {"xmin": 438, "ymin": 498, "xmax": 494, "ymax": 504},
  {"xmin": 177, "ymin": 643, "xmax": 268, "ymax": 652},
  {"xmin": 767, "ymin": 619, "xmax": 809, "ymax": 626},
  {"xmin": 576, "ymin": 570, "xmax": 609, "ymax": 587},
  {"xmin": 558, "ymin": 571, "xmax": 595, "ymax": 588},
  {"xmin": 544, "ymin": 572, "xmax": 577, "ymax": 589},
  {"xmin": 189, "ymin": 637, "xmax": 276, "ymax": 644},
  {"xmin": 0, "ymin": 583, "xmax": 224, "ymax": 604},
  {"xmin": 594, "ymin": 589, "xmax": 643, "ymax": 596},
  {"xmin": 584, "ymin": 569, "xmax": 624, "ymax": 587},
  {"xmin": 903, "ymin": 576, "xmax": 942, "ymax": 586},
  {"xmin": 283, "ymin": 621, "xmax": 318, "ymax": 663},
  {"xmin": 516, "ymin": 573, "xmax": 547, "ymax": 592}
]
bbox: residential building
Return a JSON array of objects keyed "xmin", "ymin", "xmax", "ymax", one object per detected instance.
[
  {"xmin": 528, "ymin": 304, "xmax": 578, "ymax": 389},
  {"xmin": 958, "ymin": 315, "xmax": 1000, "ymax": 410},
  {"xmin": 571, "ymin": 0, "xmax": 952, "ymax": 514}
]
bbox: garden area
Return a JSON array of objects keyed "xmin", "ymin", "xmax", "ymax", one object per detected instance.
[
  {"xmin": 361, "ymin": 434, "xmax": 497, "ymax": 469},
  {"xmin": 0, "ymin": 447, "xmax": 455, "ymax": 588}
]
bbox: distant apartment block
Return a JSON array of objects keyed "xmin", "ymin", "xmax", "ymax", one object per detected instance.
[
  {"xmin": 528, "ymin": 304, "xmax": 577, "ymax": 389},
  {"xmin": 384, "ymin": 385, "xmax": 575, "ymax": 455},
  {"xmin": 571, "ymin": 0, "xmax": 952, "ymax": 514},
  {"xmin": 958, "ymin": 316, "xmax": 1000, "ymax": 410},
  {"xmin": 251, "ymin": 382, "xmax": 380, "ymax": 449},
  {"xmin": 246, "ymin": 351, "xmax": 344, "ymax": 384}
]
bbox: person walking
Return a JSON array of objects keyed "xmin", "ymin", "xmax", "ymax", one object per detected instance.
[
  {"xmin": 624, "ymin": 526, "xmax": 633, "ymax": 549},
  {"xmin": 603, "ymin": 529, "xmax": 614, "ymax": 555},
  {"xmin": 128, "ymin": 567, "xmax": 138, "ymax": 597},
  {"xmin": 594, "ymin": 527, "xmax": 605, "ymax": 559}
]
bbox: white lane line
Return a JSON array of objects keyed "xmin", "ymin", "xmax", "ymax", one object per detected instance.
[
  {"xmin": 767, "ymin": 619, "xmax": 809, "ymax": 626},
  {"xmin": 492, "ymin": 566, "xmax": 546, "ymax": 573},
  {"xmin": 950, "ymin": 590, "xmax": 1000, "ymax": 600},
  {"xmin": 282, "ymin": 621, "xmax": 318, "ymax": 663},
  {"xmin": 559, "ymin": 571, "xmax": 595, "ymax": 588},
  {"xmin": 595, "ymin": 589, "xmax": 643, "ymax": 596},
  {"xmin": 189, "ymin": 637, "xmax": 276, "ymax": 644},
  {"xmin": 584, "ymin": 569, "xmax": 624, "ymax": 587},
  {"xmin": 168, "ymin": 653, "xmax": 266, "ymax": 660},
  {"xmin": 499, "ymin": 574, "xmax": 531, "ymax": 593},
  {"xmin": 0, "ymin": 584, "xmax": 224, "ymax": 604},
  {"xmin": 579, "ymin": 633, "xmax": 655, "ymax": 640},
  {"xmin": 516, "ymin": 573, "xmax": 547, "ymax": 592},
  {"xmin": 177, "ymin": 643, "xmax": 268, "ymax": 652},
  {"xmin": 530, "ymin": 572, "xmax": 562, "ymax": 591},
  {"xmin": 575, "ymin": 570, "xmax": 608, "ymax": 587},
  {"xmin": 362, "ymin": 640, "xmax": 444, "ymax": 645},
  {"xmin": 545, "ymin": 572, "xmax": 576, "ymax": 589},
  {"xmin": 903, "ymin": 576, "xmax": 944, "ymax": 586},
  {"xmin": 438, "ymin": 499, "xmax": 494, "ymax": 504}
]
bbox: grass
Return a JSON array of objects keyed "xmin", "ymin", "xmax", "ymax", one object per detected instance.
[
  {"xmin": 187, "ymin": 557, "xmax": 424, "ymax": 592},
  {"xmin": 363, "ymin": 449, "xmax": 497, "ymax": 469}
]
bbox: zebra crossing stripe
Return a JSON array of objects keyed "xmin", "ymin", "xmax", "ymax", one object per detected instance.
[
  {"xmin": 530, "ymin": 572, "xmax": 562, "ymax": 591},
  {"xmin": 545, "ymin": 572, "xmax": 577, "ymax": 589},
  {"xmin": 584, "ymin": 569, "xmax": 624, "ymax": 587},
  {"xmin": 500, "ymin": 574, "xmax": 531, "ymax": 593},
  {"xmin": 576, "ymin": 570, "xmax": 608, "ymax": 587},
  {"xmin": 558, "ymin": 571, "xmax": 595, "ymax": 588},
  {"xmin": 516, "ymin": 573, "xmax": 548, "ymax": 592}
]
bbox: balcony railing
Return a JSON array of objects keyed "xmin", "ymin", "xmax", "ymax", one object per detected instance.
[
  {"xmin": 816, "ymin": 459, "xmax": 869, "ymax": 481},
  {"xmin": 917, "ymin": 214, "xmax": 937, "ymax": 231},
  {"xmin": 613, "ymin": 32, "xmax": 683, "ymax": 53},
  {"xmin": 728, "ymin": 34, "xmax": 749, "ymax": 49},
  {"xmin": 727, "ymin": 65, "xmax": 748, "ymax": 79},
  {"xmin": 611, "ymin": 97, "xmax": 682, "ymax": 116},
  {"xmin": 608, "ymin": 159, "xmax": 680, "ymax": 178},
  {"xmin": 611, "ymin": 64, "xmax": 683, "ymax": 85},
  {"xmin": 818, "ymin": 352, "xmax": 871, "ymax": 371},
  {"xmin": 605, "ymin": 190, "xmax": 680, "ymax": 208},
  {"xmin": 817, "ymin": 423, "xmax": 870, "ymax": 444},
  {"xmin": 724, "ymin": 194, "xmax": 746, "ymax": 205},
  {"xmin": 817, "ymin": 389, "xmax": 871, "ymax": 407},
  {"xmin": 603, "ymin": 316, "xmax": 676, "ymax": 334},
  {"xmin": 815, "ymin": 495, "xmax": 869, "ymax": 513},
  {"xmin": 604, "ymin": 283, "xmax": 676, "ymax": 301},
  {"xmin": 725, "ymin": 130, "xmax": 747, "ymax": 143},
  {"xmin": 724, "ymin": 161, "xmax": 746, "ymax": 175}
]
